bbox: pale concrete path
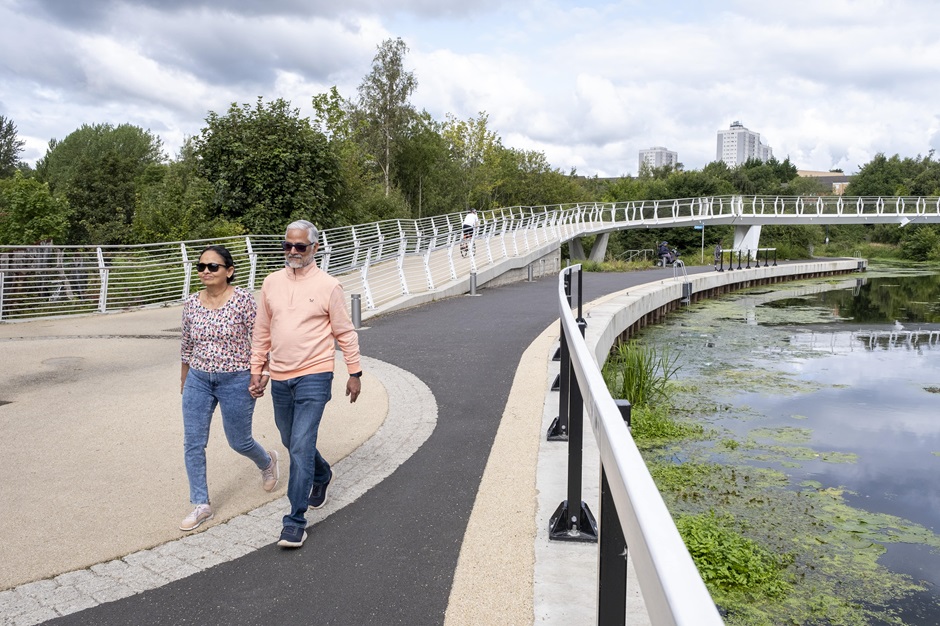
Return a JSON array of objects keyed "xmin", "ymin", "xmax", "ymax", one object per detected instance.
[{"xmin": 0, "ymin": 307, "xmax": 391, "ymax": 589}]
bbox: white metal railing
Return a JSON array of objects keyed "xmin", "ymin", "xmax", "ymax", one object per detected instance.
[
  {"xmin": 1, "ymin": 195, "xmax": 938, "ymax": 320},
  {"xmin": 556, "ymin": 265, "xmax": 723, "ymax": 624}
]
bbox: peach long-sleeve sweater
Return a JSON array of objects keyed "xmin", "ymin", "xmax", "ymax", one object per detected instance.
[{"xmin": 250, "ymin": 262, "xmax": 361, "ymax": 380}]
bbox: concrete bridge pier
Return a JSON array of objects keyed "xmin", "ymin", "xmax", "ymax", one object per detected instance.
[
  {"xmin": 568, "ymin": 232, "xmax": 610, "ymax": 262},
  {"xmin": 733, "ymin": 224, "xmax": 762, "ymax": 252}
]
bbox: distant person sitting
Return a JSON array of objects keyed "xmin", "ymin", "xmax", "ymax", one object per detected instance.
[{"xmin": 657, "ymin": 241, "xmax": 671, "ymax": 263}]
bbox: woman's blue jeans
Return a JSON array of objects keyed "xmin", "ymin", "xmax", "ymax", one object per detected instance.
[
  {"xmin": 182, "ymin": 368, "xmax": 270, "ymax": 505},
  {"xmin": 271, "ymin": 372, "xmax": 333, "ymax": 529}
]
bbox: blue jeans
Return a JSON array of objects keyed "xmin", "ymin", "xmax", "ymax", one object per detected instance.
[
  {"xmin": 182, "ymin": 369, "xmax": 271, "ymax": 505},
  {"xmin": 271, "ymin": 372, "xmax": 333, "ymax": 528}
]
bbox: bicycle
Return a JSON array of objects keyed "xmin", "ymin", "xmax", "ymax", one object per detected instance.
[{"xmin": 459, "ymin": 231, "xmax": 474, "ymax": 257}]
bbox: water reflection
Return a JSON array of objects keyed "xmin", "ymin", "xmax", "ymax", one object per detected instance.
[{"xmin": 641, "ymin": 268, "xmax": 940, "ymax": 624}]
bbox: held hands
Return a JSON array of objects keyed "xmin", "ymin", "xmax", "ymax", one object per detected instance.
[
  {"xmin": 346, "ymin": 375, "xmax": 361, "ymax": 403},
  {"xmin": 249, "ymin": 373, "xmax": 270, "ymax": 398}
]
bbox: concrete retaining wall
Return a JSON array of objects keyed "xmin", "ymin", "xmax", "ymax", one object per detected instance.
[{"xmin": 583, "ymin": 259, "xmax": 867, "ymax": 366}]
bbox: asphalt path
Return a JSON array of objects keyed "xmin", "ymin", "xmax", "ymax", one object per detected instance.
[{"xmin": 48, "ymin": 268, "xmax": 694, "ymax": 625}]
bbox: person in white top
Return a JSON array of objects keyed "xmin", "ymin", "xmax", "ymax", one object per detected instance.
[{"xmin": 462, "ymin": 208, "xmax": 478, "ymax": 239}]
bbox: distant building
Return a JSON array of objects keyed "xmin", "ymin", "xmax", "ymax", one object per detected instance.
[
  {"xmin": 796, "ymin": 170, "xmax": 854, "ymax": 195},
  {"xmin": 638, "ymin": 146, "xmax": 678, "ymax": 174},
  {"xmin": 716, "ymin": 121, "xmax": 773, "ymax": 167}
]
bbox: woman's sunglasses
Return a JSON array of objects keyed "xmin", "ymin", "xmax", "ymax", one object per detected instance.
[
  {"xmin": 196, "ymin": 263, "xmax": 227, "ymax": 272},
  {"xmin": 282, "ymin": 241, "xmax": 311, "ymax": 253}
]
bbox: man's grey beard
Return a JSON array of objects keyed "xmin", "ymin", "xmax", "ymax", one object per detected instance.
[{"xmin": 286, "ymin": 255, "xmax": 315, "ymax": 269}]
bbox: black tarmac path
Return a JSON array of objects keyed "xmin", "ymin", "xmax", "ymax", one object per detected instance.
[{"xmin": 48, "ymin": 268, "xmax": 702, "ymax": 626}]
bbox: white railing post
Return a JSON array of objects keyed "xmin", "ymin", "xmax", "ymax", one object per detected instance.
[
  {"xmin": 245, "ymin": 237, "xmax": 258, "ymax": 290},
  {"xmin": 320, "ymin": 232, "xmax": 331, "ymax": 273},
  {"xmin": 359, "ymin": 249, "xmax": 375, "ymax": 309},
  {"xmin": 397, "ymin": 238, "xmax": 410, "ymax": 295},
  {"xmin": 0, "ymin": 272, "xmax": 5, "ymax": 321},
  {"xmin": 96, "ymin": 247, "xmax": 108, "ymax": 313},
  {"xmin": 448, "ymin": 241, "xmax": 458, "ymax": 281},
  {"xmin": 181, "ymin": 242, "xmax": 192, "ymax": 299},
  {"xmin": 423, "ymin": 247, "xmax": 435, "ymax": 291}
]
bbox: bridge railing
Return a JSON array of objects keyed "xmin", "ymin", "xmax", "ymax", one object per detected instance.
[
  {"xmin": 2, "ymin": 195, "xmax": 939, "ymax": 320},
  {"xmin": 555, "ymin": 264, "xmax": 723, "ymax": 624}
]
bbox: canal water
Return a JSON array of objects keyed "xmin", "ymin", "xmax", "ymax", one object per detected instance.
[{"xmin": 633, "ymin": 265, "xmax": 940, "ymax": 625}]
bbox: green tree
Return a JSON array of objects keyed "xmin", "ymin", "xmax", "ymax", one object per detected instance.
[
  {"xmin": 312, "ymin": 87, "xmax": 410, "ymax": 224},
  {"xmin": 845, "ymin": 152, "xmax": 940, "ymax": 197},
  {"xmin": 0, "ymin": 171, "xmax": 70, "ymax": 245},
  {"xmin": 393, "ymin": 111, "xmax": 462, "ymax": 217},
  {"xmin": 442, "ymin": 112, "xmax": 502, "ymax": 210},
  {"xmin": 358, "ymin": 37, "xmax": 417, "ymax": 197},
  {"xmin": 35, "ymin": 123, "xmax": 164, "ymax": 244},
  {"xmin": 195, "ymin": 97, "xmax": 340, "ymax": 234},
  {"xmin": 0, "ymin": 115, "xmax": 25, "ymax": 178},
  {"xmin": 133, "ymin": 140, "xmax": 243, "ymax": 243},
  {"xmin": 899, "ymin": 224, "xmax": 940, "ymax": 261}
]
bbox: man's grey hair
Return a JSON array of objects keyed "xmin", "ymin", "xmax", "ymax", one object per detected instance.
[{"xmin": 286, "ymin": 220, "xmax": 318, "ymax": 244}]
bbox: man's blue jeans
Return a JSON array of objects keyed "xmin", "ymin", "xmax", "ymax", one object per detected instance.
[
  {"xmin": 182, "ymin": 369, "xmax": 271, "ymax": 505},
  {"xmin": 271, "ymin": 372, "xmax": 333, "ymax": 528}
]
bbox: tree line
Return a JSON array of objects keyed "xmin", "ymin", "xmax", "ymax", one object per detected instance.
[{"xmin": 2, "ymin": 37, "xmax": 940, "ymax": 261}]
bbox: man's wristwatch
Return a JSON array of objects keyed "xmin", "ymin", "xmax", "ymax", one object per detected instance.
[{"xmin": 349, "ymin": 371, "xmax": 363, "ymax": 378}]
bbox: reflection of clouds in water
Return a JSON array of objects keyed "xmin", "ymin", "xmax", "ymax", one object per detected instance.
[
  {"xmin": 779, "ymin": 340, "xmax": 940, "ymax": 390},
  {"xmin": 737, "ymin": 385, "xmax": 940, "ymax": 437}
]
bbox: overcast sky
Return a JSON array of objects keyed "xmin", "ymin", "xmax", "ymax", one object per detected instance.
[{"xmin": 2, "ymin": 0, "xmax": 939, "ymax": 177}]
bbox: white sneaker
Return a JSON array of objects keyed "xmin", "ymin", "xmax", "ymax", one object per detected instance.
[
  {"xmin": 262, "ymin": 449, "xmax": 279, "ymax": 492},
  {"xmin": 180, "ymin": 504, "xmax": 213, "ymax": 531}
]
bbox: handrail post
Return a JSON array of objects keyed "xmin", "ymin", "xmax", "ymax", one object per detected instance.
[
  {"xmin": 550, "ymin": 267, "xmax": 597, "ymax": 542},
  {"xmin": 246, "ymin": 237, "xmax": 258, "ymax": 290},
  {"xmin": 96, "ymin": 247, "xmax": 108, "ymax": 313},
  {"xmin": 598, "ymin": 397, "xmax": 632, "ymax": 623},
  {"xmin": 547, "ymin": 323, "xmax": 569, "ymax": 440},
  {"xmin": 180, "ymin": 242, "xmax": 191, "ymax": 299}
]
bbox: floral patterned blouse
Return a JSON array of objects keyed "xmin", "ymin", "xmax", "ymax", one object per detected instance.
[{"xmin": 180, "ymin": 286, "xmax": 256, "ymax": 373}]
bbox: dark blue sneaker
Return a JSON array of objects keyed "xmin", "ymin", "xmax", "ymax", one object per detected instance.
[
  {"xmin": 277, "ymin": 525, "xmax": 307, "ymax": 548},
  {"xmin": 308, "ymin": 468, "xmax": 333, "ymax": 509}
]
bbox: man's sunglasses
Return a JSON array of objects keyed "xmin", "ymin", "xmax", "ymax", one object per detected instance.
[
  {"xmin": 196, "ymin": 263, "xmax": 227, "ymax": 272},
  {"xmin": 282, "ymin": 241, "xmax": 313, "ymax": 252}
]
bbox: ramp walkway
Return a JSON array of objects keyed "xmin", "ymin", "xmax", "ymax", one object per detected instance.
[{"xmin": 0, "ymin": 267, "xmax": 714, "ymax": 625}]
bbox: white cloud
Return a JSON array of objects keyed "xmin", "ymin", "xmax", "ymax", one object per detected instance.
[{"xmin": 2, "ymin": 0, "xmax": 940, "ymax": 177}]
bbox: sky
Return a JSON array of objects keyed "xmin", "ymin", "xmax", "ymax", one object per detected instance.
[{"xmin": 2, "ymin": 0, "xmax": 940, "ymax": 178}]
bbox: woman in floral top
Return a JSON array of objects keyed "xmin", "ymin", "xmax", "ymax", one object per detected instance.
[{"xmin": 178, "ymin": 245, "xmax": 279, "ymax": 532}]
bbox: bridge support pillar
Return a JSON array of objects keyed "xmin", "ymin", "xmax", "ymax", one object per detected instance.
[
  {"xmin": 588, "ymin": 232, "xmax": 609, "ymax": 262},
  {"xmin": 568, "ymin": 233, "xmax": 610, "ymax": 262},
  {"xmin": 733, "ymin": 224, "xmax": 762, "ymax": 253},
  {"xmin": 568, "ymin": 237, "xmax": 586, "ymax": 260}
]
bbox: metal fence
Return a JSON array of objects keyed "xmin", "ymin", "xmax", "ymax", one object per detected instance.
[
  {"xmin": 2, "ymin": 195, "xmax": 938, "ymax": 320},
  {"xmin": 555, "ymin": 265, "xmax": 723, "ymax": 624}
]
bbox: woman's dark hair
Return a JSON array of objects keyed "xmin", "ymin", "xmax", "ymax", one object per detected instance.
[{"xmin": 200, "ymin": 245, "xmax": 236, "ymax": 284}]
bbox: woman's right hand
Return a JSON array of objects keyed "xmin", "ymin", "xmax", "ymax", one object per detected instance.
[{"xmin": 180, "ymin": 363, "xmax": 190, "ymax": 395}]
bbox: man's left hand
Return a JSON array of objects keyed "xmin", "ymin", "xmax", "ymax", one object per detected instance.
[{"xmin": 346, "ymin": 375, "xmax": 361, "ymax": 403}]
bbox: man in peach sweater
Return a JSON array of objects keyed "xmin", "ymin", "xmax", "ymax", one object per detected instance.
[{"xmin": 249, "ymin": 219, "xmax": 362, "ymax": 549}]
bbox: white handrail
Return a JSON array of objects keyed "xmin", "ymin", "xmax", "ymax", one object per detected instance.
[
  {"xmin": 1, "ymin": 195, "xmax": 938, "ymax": 320},
  {"xmin": 558, "ymin": 265, "xmax": 723, "ymax": 624}
]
